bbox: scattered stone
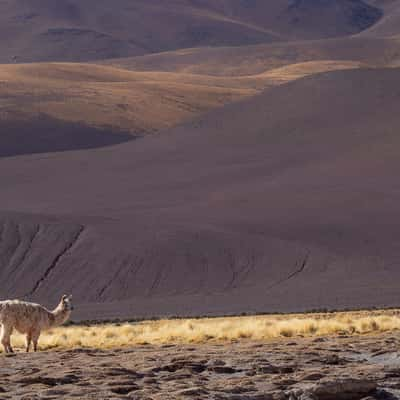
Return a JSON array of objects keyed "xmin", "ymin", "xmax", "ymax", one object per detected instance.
[
  {"xmin": 40, "ymin": 388, "xmax": 69, "ymax": 396},
  {"xmin": 209, "ymin": 365, "xmax": 238, "ymax": 374},
  {"xmin": 110, "ymin": 385, "xmax": 139, "ymax": 395},
  {"xmin": 256, "ymin": 364, "xmax": 296, "ymax": 374},
  {"xmin": 106, "ymin": 367, "xmax": 144, "ymax": 378},
  {"xmin": 215, "ymin": 395, "xmax": 275, "ymax": 400},
  {"xmin": 176, "ymin": 387, "xmax": 208, "ymax": 396},
  {"xmin": 300, "ymin": 372, "xmax": 326, "ymax": 381},
  {"xmin": 152, "ymin": 361, "xmax": 207, "ymax": 374},
  {"xmin": 222, "ymin": 386, "xmax": 254, "ymax": 394},
  {"xmin": 383, "ymin": 367, "xmax": 400, "ymax": 378},
  {"xmin": 371, "ymin": 349, "xmax": 391, "ymax": 357},
  {"xmin": 273, "ymin": 378, "xmax": 298, "ymax": 389},
  {"xmin": 321, "ymin": 354, "xmax": 350, "ymax": 365},
  {"xmin": 142, "ymin": 377, "xmax": 158, "ymax": 384},
  {"xmin": 17, "ymin": 375, "xmax": 79, "ymax": 386},
  {"xmin": 211, "ymin": 359, "xmax": 226, "ymax": 366},
  {"xmin": 163, "ymin": 371, "xmax": 192, "ymax": 381},
  {"xmin": 290, "ymin": 378, "xmax": 377, "ymax": 400}
]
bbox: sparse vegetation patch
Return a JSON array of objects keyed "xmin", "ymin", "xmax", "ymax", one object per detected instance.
[{"xmin": 2, "ymin": 309, "xmax": 400, "ymax": 352}]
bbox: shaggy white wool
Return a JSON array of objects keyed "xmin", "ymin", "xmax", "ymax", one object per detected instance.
[{"xmin": 0, "ymin": 295, "xmax": 72, "ymax": 353}]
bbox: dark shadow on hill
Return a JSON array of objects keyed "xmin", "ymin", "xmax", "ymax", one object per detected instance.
[
  {"xmin": 284, "ymin": 0, "xmax": 383, "ymax": 37},
  {"xmin": 0, "ymin": 115, "xmax": 136, "ymax": 158}
]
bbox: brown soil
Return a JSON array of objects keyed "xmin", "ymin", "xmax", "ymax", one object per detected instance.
[{"xmin": 1, "ymin": 332, "xmax": 400, "ymax": 399}]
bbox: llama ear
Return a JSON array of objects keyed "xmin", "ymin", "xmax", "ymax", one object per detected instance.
[
  {"xmin": 68, "ymin": 294, "xmax": 73, "ymax": 301},
  {"xmin": 62, "ymin": 294, "xmax": 68, "ymax": 301}
]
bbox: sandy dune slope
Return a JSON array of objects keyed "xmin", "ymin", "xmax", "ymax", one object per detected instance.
[{"xmin": 1, "ymin": 67, "xmax": 400, "ymax": 319}]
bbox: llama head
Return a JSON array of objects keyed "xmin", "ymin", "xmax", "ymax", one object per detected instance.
[{"xmin": 61, "ymin": 294, "xmax": 74, "ymax": 312}]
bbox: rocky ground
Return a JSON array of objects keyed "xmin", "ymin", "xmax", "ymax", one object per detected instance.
[{"xmin": 1, "ymin": 332, "xmax": 400, "ymax": 399}]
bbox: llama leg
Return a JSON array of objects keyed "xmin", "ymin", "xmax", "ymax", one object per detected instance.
[
  {"xmin": 6, "ymin": 327, "xmax": 14, "ymax": 353},
  {"xmin": 26, "ymin": 332, "xmax": 32, "ymax": 353},
  {"xmin": 1, "ymin": 325, "xmax": 13, "ymax": 353},
  {"xmin": 0, "ymin": 325, "xmax": 7, "ymax": 353},
  {"xmin": 32, "ymin": 330, "xmax": 41, "ymax": 352}
]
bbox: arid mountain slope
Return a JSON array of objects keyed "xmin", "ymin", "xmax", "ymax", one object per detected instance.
[
  {"xmin": 1, "ymin": 67, "xmax": 400, "ymax": 320},
  {"xmin": 0, "ymin": 0, "xmax": 383, "ymax": 63}
]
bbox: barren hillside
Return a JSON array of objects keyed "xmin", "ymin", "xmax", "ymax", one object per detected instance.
[
  {"xmin": 1, "ymin": 67, "xmax": 400, "ymax": 319},
  {"xmin": 0, "ymin": 0, "xmax": 383, "ymax": 63}
]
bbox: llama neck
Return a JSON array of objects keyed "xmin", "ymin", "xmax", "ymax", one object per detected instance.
[{"xmin": 50, "ymin": 305, "xmax": 71, "ymax": 327}]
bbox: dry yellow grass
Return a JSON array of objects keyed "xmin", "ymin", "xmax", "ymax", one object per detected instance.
[
  {"xmin": 3, "ymin": 310, "xmax": 400, "ymax": 352},
  {"xmin": 0, "ymin": 63, "xmax": 250, "ymax": 135},
  {"xmin": 0, "ymin": 60, "xmax": 361, "ymax": 135}
]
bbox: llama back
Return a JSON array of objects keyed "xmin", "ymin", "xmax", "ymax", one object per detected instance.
[{"xmin": 0, "ymin": 300, "xmax": 52, "ymax": 333}]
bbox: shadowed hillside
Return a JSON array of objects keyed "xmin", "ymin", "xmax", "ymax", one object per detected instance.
[
  {"xmin": 361, "ymin": 0, "xmax": 400, "ymax": 37},
  {"xmin": 1, "ymin": 67, "xmax": 400, "ymax": 320},
  {"xmin": 0, "ymin": 116, "xmax": 133, "ymax": 158}
]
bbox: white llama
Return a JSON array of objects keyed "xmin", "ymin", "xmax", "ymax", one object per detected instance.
[{"xmin": 0, "ymin": 295, "xmax": 73, "ymax": 353}]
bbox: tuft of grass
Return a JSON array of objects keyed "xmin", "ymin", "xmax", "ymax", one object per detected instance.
[{"xmin": 2, "ymin": 309, "xmax": 400, "ymax": 352}]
